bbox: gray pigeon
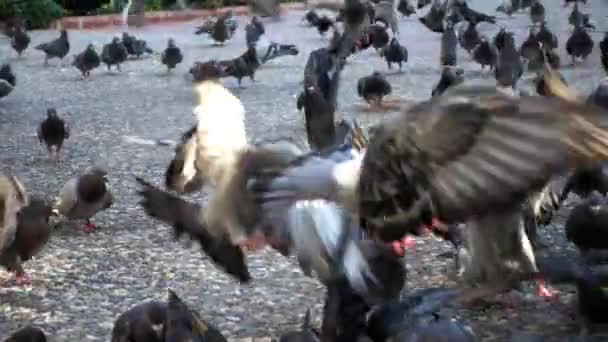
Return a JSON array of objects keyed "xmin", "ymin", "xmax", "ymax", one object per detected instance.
[
  {"xmin": 111, "ymin": 301, "xmax": 167, "ymax": 342},
  {"xmin": 587, "ymin": 78, "xmax": 608, "ymax": 110},
  {"xmin": 102, "ymin": 37, "xmax": 129, "ymax": 72},
  {"xmin": 72, "ymin": 43, "xmax": 101, "ymax": 79},
  {"xmin": 495, "ymin": 31, "xmax": 523, "ymax": 89},
  {"xmin": 0, "ymin": 174, "xmax": 54, "ymax": 286},
  {"xmin": 161, "ymin": 38, "xmax": 183, "ymax": 72},
  {"xmin": 164, "ymin": 289, "xmax": 228, "ymax": 342},
  {"xmin": 37, "ymin": 108, "xmax": 70, "ymax": 162},
  {"xmin": 0, "ymin": 64, "xmax": 16, "ymax": 99},
  {"xmin": 10, "ymin": 26, "xmax": 30, "ymax": 57},
  {"xmin": 35, "ymin": 29, "xmax": 70, "ymax": 66},
  {"xmin": 459, "ymin": 22, "xmax": 481, "ymax": 54},
  {"xmin": 54, "ymin": 167, "xmax": 113, "ymax": 233},
  {"xmin": 440, "ymin": 21, "xmax": 458, "ymax": 66},
  {"xmin": 3, "ymin": 326, "xmax": 48, "ymax": 342}
]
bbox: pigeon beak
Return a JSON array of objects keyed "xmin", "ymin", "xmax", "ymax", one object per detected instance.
[{"xmin": 51, "ymin": 208, "xmax": 60, "ymax": 216}]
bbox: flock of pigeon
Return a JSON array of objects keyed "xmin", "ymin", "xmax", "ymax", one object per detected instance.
[{"xmin": 4, "ymin": 0, "xmax": 608, "ymax": 340}]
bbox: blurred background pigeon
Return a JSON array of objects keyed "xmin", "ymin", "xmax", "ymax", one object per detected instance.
[
  {"xmin": 72, "ymin": 43, "xmax": 101, "ymax": 79},
  {"xmin": 10, "ymin": 26, "xmax": 30, "ymax": 57},
  {"xmin": 161, "ymin": 38, "xmax": 183, "ymax": 73},
  {"xmin": 0, "ymin": 64, "xmax": 16, "ymax": 99},
  {"xmin": 102, "ymin": 37, "xmax": 129, "ymax": 72},
  {"xmin": 37, "ymin": 108, "xmax": 70, "ymax": 162},
  {"xmin": 35, "ymin": 29, "xmax": 70, "ymax": 66}
]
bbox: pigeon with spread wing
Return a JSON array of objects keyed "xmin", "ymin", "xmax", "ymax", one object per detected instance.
[
  {"xmin": 249, "ymin": 66, "xmax": 608, "ymax": 295},
  {"xmin": 0, "ymin": 174, "xmax": 54, "ymax": 286},
  {"xmin": 131, "ymin": 81, "xmax": 378, "ymax": 292}
]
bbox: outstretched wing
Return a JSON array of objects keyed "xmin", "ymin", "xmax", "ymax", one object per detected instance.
[
  {"xmin": 0, "ymin": 174, "xmax": 29, "ymax": 253},
  {"xmin": 360, "ymin": 71, "xmax": 608, "ymax": 241}
]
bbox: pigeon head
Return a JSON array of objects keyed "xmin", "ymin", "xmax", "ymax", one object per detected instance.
[
  {"xmin": 46, "ymin": 108, "xmax": 58, "ymax": 118},
  {"xmin": 168, "ymin": 38, "xmax": 176, "ymax": 47},
  {"xmin": 60, "ymin": 29, "xmax": 68, "ymax": 39},
  {"xmin": 112, "ymin": 36, "xmax": 121, "ymax": 45},
  {"xmin": 165, "ymin": 125, "xmax": 204, "ymax": 194},
  {"xmin": 165, "ymin": 289, "xmax": 209, "ymax": 342},
  {"xmin": 0, "ymin": 64, "xmax": 12, "ymax": 74}
]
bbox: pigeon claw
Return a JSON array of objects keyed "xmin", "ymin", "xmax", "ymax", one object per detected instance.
[
  {"xmin": 238, "ymin": 234, "xmax": 267, "ymax": 252},
  {"xmin": 536, "ymin": 278, "xmax": 556, "ymax": 302},
  {"xmin": 15, "ymin": 271, "xmax": 32, "ymax": 286},
  {"xmin": 391, "ymin": 236, "xmax": 415, "ymax": 257},
  {"xmin": 83, "ymin": 222, "xmax": 97, "ymax": 233}
]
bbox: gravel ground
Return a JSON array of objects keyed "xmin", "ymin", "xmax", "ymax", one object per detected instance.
[{"xmin": 1, "ymin": 1, "xmax": 608, "ymax": 340}]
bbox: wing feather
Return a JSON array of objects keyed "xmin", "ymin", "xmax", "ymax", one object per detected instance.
[{"xmin": 361, "ymin": 83, "xmax": 608, "ymax": 240}]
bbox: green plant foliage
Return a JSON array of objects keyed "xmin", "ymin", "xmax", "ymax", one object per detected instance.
[{"xmin": 0, "ymin": 0, "xmax": 64, "ymax": 29}]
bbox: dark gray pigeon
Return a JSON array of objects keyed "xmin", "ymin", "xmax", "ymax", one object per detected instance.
[
  {"xmin": 0, "ymin": 174, "xmax": 54, "ymax": 286},
  {"xmin": 163, "ymin": 289, "xmax": 228, "ymax": 342},
  {"xmin": 440, "ymin": 20, "xmax": 458, "ymax": 66},
  {"xmin": 566, "ymin": 19, "xmax": 594, "ymax": 65},
  {"xmin": 568, "ymin": 2, "xmax": 594, "ymax": 29},
  {"xmin": 111, "ymin": 301, "xmax": 167, "ymax": 342},
  {"xmin": 530, "ymin": 0, "xmax": 545, "ymax": 24},
  {"xmin": 34, "ymin": 29, "xmax": 70, "ymax": 66},
  {"xmin": 432, "ymin": 67, "xmax": 464, "ymax": 97},
  {"xmin": 459, "ymin": 22, "xmax": 481, "ymax": 54},
  {"xmin": 357, "ymin": 71, "xmax": 392, "ymax": 107},
  {"xmin": 10, "ymin": 26, "xmax": 30, "ymax": 57},
  {"xmin": 588, "ymin": 78, "xmax": 608, "ymax": 110},
  {"xmin": 246, "ymin": 16, "xmax": 265, "ymax": 47},
  {"xmin": 37, "ymin": 108, "xmax": 70, "ymax": 162},
  {"xmin": 380, "ymin": 37, "xmax": 408, "ymax": 71},
  {"xmin": 72, "ymin": 43, "xmax": 101, "ymax": 79},
  {"xmin": 54, "ymin": 166, "xmax": 113, "ymax": 233},
  {"xmin": 121, "ymin": 32, "xmax": 153, "ymax": 58},
  {"xmin": 102, "ymin": 37, "xmax": 129, "ymax": 72},
  {"xmin": 210, "ymin": 12, "xmax": 235, "ymax": 45},
  {"xmin": 161, "ymin": 38, "xmax": 183, "ymax": 72},
  {"xmin": 472, "ymin": 38, "xmax": 497, "ymax": 70},
  {"xmin": 3, "ymin": 326, "xmax": 48, "ymax": 342},
  {"xmin": 495, "ymin": 31, "xmax": 523, "ymax": 89},
  {"xmin": 0, "ymin": 64, "xmax": 16, "ymax": 99}
]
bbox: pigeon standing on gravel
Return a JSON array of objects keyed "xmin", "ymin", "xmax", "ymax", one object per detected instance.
[
  {"xmin": 529, "ymin": 0, "xmax": 545, "ymax": 24},
  {"xmin": 161, "ymin": 38, "xmax": 183, "ymax": 73},
  {"xmin": 246, "ymin": 16, "xmax": 265, "ymax": 46},
  {"xmin": 459, "ymin": 22, "xmax": 481, "ymax": 54},
  {"xmin": 357, "ymin": 71, "xmax": 392, "ymax": 107},
  {"xmin": 72, "ymin": 43, "xmax": 101, "ymax": 79},
  {"xmin": 495, "ymin": 31, "xmax": 523, "ymax": 89},
  {"xmin": 566, "ymin": 18, "xmax": 594, "ymax": 65},
  {"xmin": 588, "ymin": 78, "xmax": 608, "ymax": 109},
  {"xmin": 3, "ymin": 326, "xmax": 48, "ymax": 342},
  {"xmin": 164, "ymin": 289, "xmax": 228, "ymax": 342},
  {"xmin": 220, "ymin": 47, "xmax": 260, "ymax": 87},
  {"xmin": 432, "ymin": 67, "xmax": 464, "ymax": 97},
  {"xmin": 380, "ymin": 37, "xmax": 408, "ymax": 71},
  {"xmin": 102, "ymin": 37, "xmax": 129, "ymax": 72},
  {"xmin": 35, "ymin": 29, "xmax": 70, "ymax": 66},
  {"xmin": 472, "ymin": 38, "xmax": 497, "ymax": 70},
  {"xmin": 440, "ymin": 20, "xmax": 458, "ymax": 66},
  {"xmin": 111, "ymin": 301, "xmax": 167, "ymax": 342},
  {"xmin": 10, "ymin": 26, "xmax": 30, "ymax": 57},
  {"xmin": 600, "ymin": 33, "xmax": 608, "ymax": 74},
  {"xmin": 54, "ymin": 166, "xmax": 113, "ymax": 233},
  {"xmin": 37, "ymin": 108, "xmax": 70, "ymax": 162},
  {"xmin": 565, "ymin": 192, "xmax": 608, "ymax": 258},
  {"xmin": 0, "ymin": 174, "xmax": 54, "ymax": 286},
  {"xmin": 0, "ymin": 64, "xmax": 16, "ymax": 99},
  {"xmin": 121, "ymin": 32, "xmax": 154, "ymax": 58},
  {"xmin": 303, "ymin": 10, "xmax": 320, "ymax": 27},
  {"xmin": 210, "ymin": 12, "xmax": 234, "ymax": 45}
]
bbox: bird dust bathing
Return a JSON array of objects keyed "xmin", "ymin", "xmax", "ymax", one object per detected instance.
[{"xmin": 3, "ymin": 0, "xmax": 608, "ymax": 341}]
